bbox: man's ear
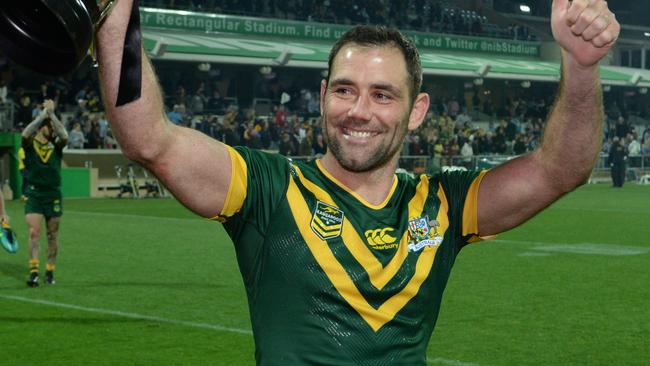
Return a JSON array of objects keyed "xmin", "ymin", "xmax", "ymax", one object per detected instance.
[
  {"xmin": 319, "ymin": 79, "xmax": 327, "ymax": 116},
  {"xmin": 407, "ymin": 92, "xmax": 430, "ymax": 131}
]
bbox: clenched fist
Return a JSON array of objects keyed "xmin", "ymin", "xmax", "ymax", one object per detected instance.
[{"xmin": 551, "ymin": 0, "xmax": 620, "ymax": 67}]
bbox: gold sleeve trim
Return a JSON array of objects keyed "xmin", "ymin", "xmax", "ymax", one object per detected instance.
[
  {"xmin": 462, "ymin": 170, "xmax": 488, "ymax": 238},
  {"xmin": 210, "ymin": 146, "xmax": 248, "ymax": 222}
]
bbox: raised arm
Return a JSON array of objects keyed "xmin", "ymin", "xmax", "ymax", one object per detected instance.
[
  {"xmin": 477, "ymin": 0, "xmax": 619, "ymax": 235},
  {"xmin": 96, "ymin": 0, "xmax": 231, "ymax": 217},
  {"xmin": 47, "ymin": 101, "xmax": 69, "ymax": 147}
]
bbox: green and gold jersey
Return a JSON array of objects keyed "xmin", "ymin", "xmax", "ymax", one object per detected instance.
[
  {"xmin": 219, "ymin": 146, "xmax": 486, "ymax": 366},
  {"xmin": 22, "ymin": 136, "xmax": 64, "ymax": 194}
]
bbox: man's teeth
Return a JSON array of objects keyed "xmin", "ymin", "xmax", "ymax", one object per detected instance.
[{"xmin": 346, "ymin": 130, "xmax": 372, "ymax": 138}]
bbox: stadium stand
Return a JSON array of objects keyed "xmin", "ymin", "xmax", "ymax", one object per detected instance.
[{"xmin": 0, "ymin": 0, "xmax": 649, "ymax": 196}]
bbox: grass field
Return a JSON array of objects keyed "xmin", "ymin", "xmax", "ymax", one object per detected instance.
[{"xmin": 1, "ymin": 184, "xmax": 649, "ymax": 366}]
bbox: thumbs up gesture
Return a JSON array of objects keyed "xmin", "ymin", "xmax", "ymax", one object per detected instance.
[{"xmin": 551, "ymin": 0, "xmax": 620, "ymax": 67}]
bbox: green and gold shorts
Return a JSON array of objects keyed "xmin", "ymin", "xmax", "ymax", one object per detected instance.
[{"xmin": 25, "ymin": 191, "xmax": 63, "ymax": 218}]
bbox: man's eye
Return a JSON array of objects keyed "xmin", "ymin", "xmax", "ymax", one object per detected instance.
[
  {"xmin": 375, "ymin": 93, "xmax": 392, "ymax": 101},
  {"xmin": 334, "ymin": 88, "xmax": 351, "ymax": 95}
]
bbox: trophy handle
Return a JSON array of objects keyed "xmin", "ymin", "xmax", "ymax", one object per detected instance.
[
  {"xmin": 89, "ymin": 0, "xmax": 119, "ymax": 67},
  {"xmin": 97, "ymin": 0, "xmax": 118, "ymax": 26}
]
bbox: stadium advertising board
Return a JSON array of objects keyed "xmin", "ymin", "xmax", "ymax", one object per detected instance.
[{"xmin": 140, "ymin": 8, "xmax": 540, "ymax": 57}]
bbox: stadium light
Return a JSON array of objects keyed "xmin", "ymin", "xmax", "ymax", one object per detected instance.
[
  {"xmin": 519, "ymin": 4, "xmax": 531, "ymax": 13},
  {"xmin": 630, "ymin": 72, "xmax": 642, "ymax": 85},
  {"xmin": 273, "ymin": 49, "xmax": 292, "ymax": 66},
  {"xmin": 149, "ymin": 39, "xmax": 168, "ymax": 58},
  {"xmin": 521, "ymin": 80, "xmax": 531, "ymax": 88},
  {"xmin": 473, "ymin": 78, "xmax": 484, "ymax": 86},
  {"xmin": 640, "ymin": 87, "xmax": 648, "ymax": 95},
  {"xmin": 476, "ymin": 64, "xmax": 491, "ymax": 77},
  {"xmin": 644, "ymin": 32, "xmax": 650, "ymax": 37},
  {"xmin": 603, "ymin": 85, "xmax": 611, "ymax": 92}
]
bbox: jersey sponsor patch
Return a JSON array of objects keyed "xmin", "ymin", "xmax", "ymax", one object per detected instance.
[
  {"xmin": 407, "ymin": 216, "xmax": 443, "ymax": 252},
  {"xmin": 364, "ymin": 227, "xmax": 399, "ymax": 250},
  {"xmin": 311, "ymin": 201, "xmax": 344, "ymax": 240}
]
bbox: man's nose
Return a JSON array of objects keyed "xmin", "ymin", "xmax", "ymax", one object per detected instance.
[{"xmin": 347, "ymin": 93, "xmax": 372, "ymax": 121}]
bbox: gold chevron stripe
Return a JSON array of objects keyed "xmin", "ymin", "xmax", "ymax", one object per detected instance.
[
  {"xmin": 34, "ymin": 140, "xmax": 54, "ymax": 164},
  {"xmin": 294, "ymin": 166, "xmax": 428, "ymax": 290},
  {"xmin": 286, "ymin": 177, "xmax": 449, "ymax": 332},
  {"xmin": 312, "ymin": 223, "xmax": 340, "ymax": 238}
]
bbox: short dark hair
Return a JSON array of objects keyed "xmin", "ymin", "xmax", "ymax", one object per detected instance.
[
  {"xmin": 326, "ymin": 25, "xmax": 422, "ymax": 102},
  {"xmin": 40, "ymin": 118, "xmax": 52, "ymax": 129}
]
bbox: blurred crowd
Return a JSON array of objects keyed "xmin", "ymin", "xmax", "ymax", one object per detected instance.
[{"xmin": 3, "ymin": 74, "xmax": 650, "ymax": 170}]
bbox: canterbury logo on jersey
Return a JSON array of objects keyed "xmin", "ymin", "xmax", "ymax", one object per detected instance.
[
  {"xmin": 311, "ymin": 201, "xmax": 344, "ymax": 240},
  {"xmin": 364, "ymin": 228, "xmax": 398, "ymax": 250},
  {"xmin": 34, "ymin": 140, "xmax": 54, "ymax": 164}
]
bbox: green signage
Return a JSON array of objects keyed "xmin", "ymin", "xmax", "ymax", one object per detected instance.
[{"xmin": 140, "ymin": 8, "xmax": 540, "ymax": 57}]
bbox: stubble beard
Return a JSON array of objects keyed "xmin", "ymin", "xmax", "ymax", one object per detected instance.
[{"xmin": 322, "ymin": 111, "xmax": 409, "ymax": 173}]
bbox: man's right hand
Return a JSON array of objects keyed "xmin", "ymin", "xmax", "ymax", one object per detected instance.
[{"xmin": 43, "ymin": 99, "xmax": 55, "ymax": 114}]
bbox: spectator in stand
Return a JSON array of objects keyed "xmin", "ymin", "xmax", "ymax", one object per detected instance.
[
  {"xmin": 243, "ymin": 120, "xmax": 263, "ymax": 149},
  {"xmin": 614, "ymin": 116, "xmax": 629, "ymax": 139},
  {"xmin": 642, "ymin": 127, "xmax": 650, "ymax": 157},
  {"xmin": 298, "ymin": 129, "xmax": 314, "ymax": 156},
  {"xmin": 0, "ymin": 78, "xmax": 7, "ymax": 104},
  {"xmin": 75, "ymin": 85, "xmax": 91, "ymax": 102},
  {"xmin": 86, "ymin": 89, "xmax": 103, "ymax": 113},
  {"xmin": 222, "ymin": 118, "xmax": 240, "ymax": 146},
  {"xmin": 460, "ymin": 138, "xmax": 473, "ymax": 168},
  {"xmin": 312, "ymin": 132, "xmax": 327, "ymax": 156},
  {"xmin": 274, "ymin": 104, "xmax": 288, "ymax": 127},
  {"xmin": 627, "ymin": 132, "xmax": 641, "ymax": 168},
  {"xmin": 15, "ymin": 94, "xmax": 33, "ymax": 131},
  {"xmin": 447, "ymin": 96, "xmax": 460, "ymax": 118},
  {"xmin": 513, "ymin": 133, "xmax": 527, "ymax": 155},
  {"xmin": 206, "ymin": 89, "xmax": 223, "ymax": 113},
  {"xmin": 167, "ymin": 104, "xmax": 186, "ymax": 125},
  {"xmin": 493, "ymin": 120, "xmax": 508, "ymax": 154},
  {"xmin": 68, "ymin": 122, "xmax": 85, "ymax": 149},
  {"xmin": 190, "ymin": 87, "xmax": 207, "ymax": 115},
  {"xmin": 455, "ymin": 109, "xmax": 471, "ymax": 126},
  {"xmin": 104, "ymin": 129, "xmax": 118, "ymax": 149},
  {"xmin": 199, "ymin": 115, "xmax": 221, "ymax": 140},
  {"xmin": 608, "ymin": 137, "xmax": 627, "ymax": 188},
  {"xmin": 84, "ymin": 120, "xmax": 102, "ymax": 149},
  {"xmin": 97, "ymin": 112, "xmax": 109, "ymax": 143},
  {"xmin": 409, "ymin": 134, "xmax": 427, "ymax": 156},
  {"xmin": 278, "ymin": 131, "xmax": 297, "ymax": 156}
]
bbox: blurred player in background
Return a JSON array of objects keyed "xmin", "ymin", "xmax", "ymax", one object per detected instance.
[{"xmin": 21, "ymin": 99, "xmax": 68, "ymax": 287}]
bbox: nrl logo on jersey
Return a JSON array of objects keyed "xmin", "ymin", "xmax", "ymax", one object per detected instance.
[
  {"xmin": 311, "ymin": 201, "xmax": 344, "ymax": 240},
  {"xmin": 407, "ymin": 215, "xmax": 443, "ymax": 252}
]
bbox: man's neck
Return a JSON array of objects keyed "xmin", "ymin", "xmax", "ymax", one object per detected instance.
[{"xmin": 319, "ymin": 153, "xmax": 397, "ymax": 206}]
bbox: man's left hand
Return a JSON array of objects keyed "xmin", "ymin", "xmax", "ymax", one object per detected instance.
[{"xmin": 551, "ymin": 0, "xmax": 620, "ymax": 67}]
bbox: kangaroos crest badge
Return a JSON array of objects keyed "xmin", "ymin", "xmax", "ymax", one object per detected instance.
[
  {"xmin": 311, "ymin": 201, "xmax": 344, "ymax": 240},
  {"xmin": 407, "ymin": 216, "xmax": 443, "ymax": 252}
]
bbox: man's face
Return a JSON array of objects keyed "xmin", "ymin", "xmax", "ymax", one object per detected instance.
[
  {"xmin": 40, "ymin": 123, "xmax": 52, "ymax": 140},
  {"xmin": 320, "ymin": 44, "xmax": 416, "ymax": 172}
]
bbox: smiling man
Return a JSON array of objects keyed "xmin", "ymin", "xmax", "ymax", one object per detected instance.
[{"xmin": 96, "ymin": 0, "xmax": 619, "ymax": 364}]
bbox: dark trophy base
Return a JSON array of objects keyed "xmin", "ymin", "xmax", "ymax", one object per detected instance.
[{"xmin": 0, "ymin": 0, "xmax": 101, "ymax": 75}]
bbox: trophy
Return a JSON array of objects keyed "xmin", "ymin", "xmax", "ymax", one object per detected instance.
[{"xmin": 0, "ymin": 0, "xmax": 117, "ymax": 76}]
